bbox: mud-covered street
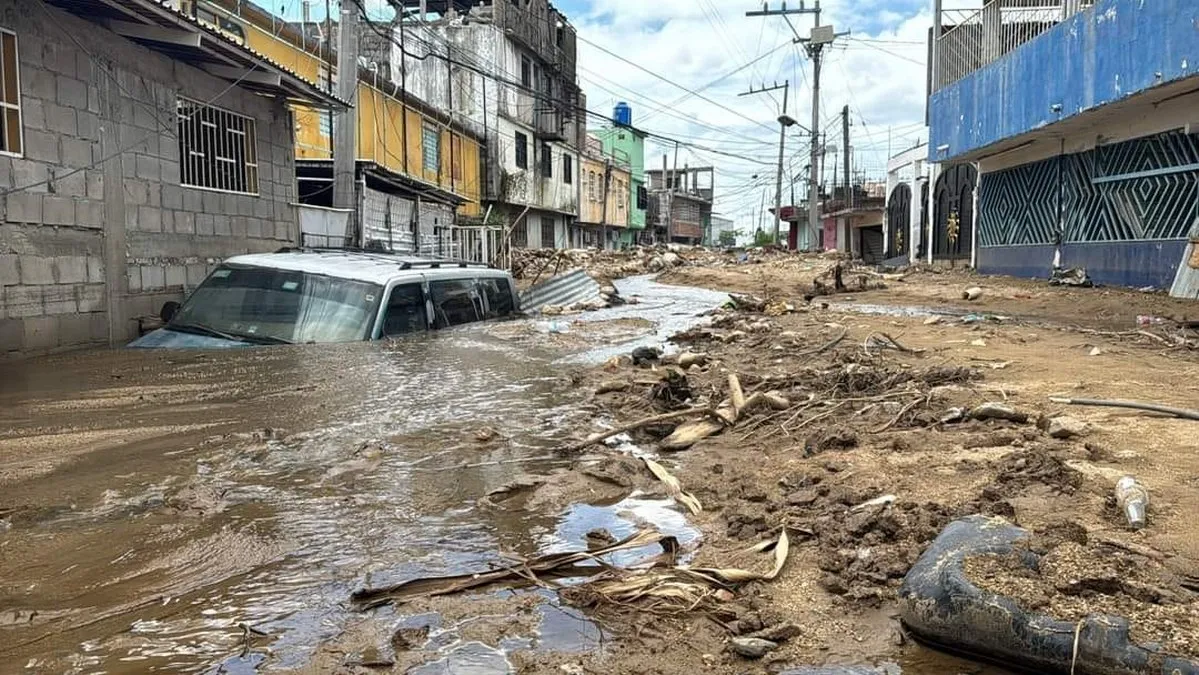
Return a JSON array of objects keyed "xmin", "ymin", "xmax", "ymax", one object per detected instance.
[{"xmin": 3, "ymin": 254, "xmax": 1199, "ymax": 674}]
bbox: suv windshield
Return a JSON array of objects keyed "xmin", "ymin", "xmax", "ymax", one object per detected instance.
[{"xmin": 169, "ymin": 265, "xmax": 382, "ymax": 344}]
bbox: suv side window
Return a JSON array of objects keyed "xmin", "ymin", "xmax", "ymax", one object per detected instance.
[
  {"xmin": 479, "ymin": 278, "xmax": 516, "ymax": 318},
  {"xmin": 430, "ymin": 279, "xmax": 481, "ymax": 328},
  {"xmin": 381, "ymin": 283, "xmax": 428, "ymax": 336}
]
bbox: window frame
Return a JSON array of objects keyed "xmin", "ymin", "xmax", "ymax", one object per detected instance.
[
  {"xmin": 514, "ymin": 131, "xmax": 528, "ymax": 170},
  {"xmin": 429, "ymin": 278, "xmax": 483, "ymax": 329},
  {"xmin": 539, "ymin": 142, "xmax": 552, "ymax": 179},
  {"xmin": 540, "ymin": 217, "xmax": 555, "ymax": 249},
  {"xmin": 177, "ymin": 96, "xmax": 260, "ymax": 195},
  {"xmin": 562, "ymin": 153, "xmax": 572, "ymax": 184},
  {"xmin": 0, "ymin": 28, "xmax": 23, "ymax": 158},
  {"xmin": 378, "ymin": 281, "xmax": 429, "ymax": 338},
  {"xmin": 421, "ymin": 122, "xmax": 441, "ymax": 174},
  {"xmin": 450, "ymin": 135, "xmax": 463, "ymax": 181}
]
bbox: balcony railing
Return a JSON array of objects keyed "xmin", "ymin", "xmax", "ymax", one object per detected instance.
[{"xmin": 934, "ymin": 0, "xmax": 1095, "ymax": 91}]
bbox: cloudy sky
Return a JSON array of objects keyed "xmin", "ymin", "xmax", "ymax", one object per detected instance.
[
  {"xmin": 291, "ymin": 0, "xmax": 955, "ymax": 236},
  {"xmin": 558, "ymin": 0, "xmax": 937, "ymax": 235}
]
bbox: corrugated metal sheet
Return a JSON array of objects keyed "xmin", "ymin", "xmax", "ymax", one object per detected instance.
[
  {"xmin": 1170, "ymin": 235, "xmax": 1199, "ymax": 299},
  {"xmin": 520, "ymin": 269, "xmax": 602, "ymax": 312}
]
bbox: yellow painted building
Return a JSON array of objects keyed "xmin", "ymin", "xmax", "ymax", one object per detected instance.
[
  {"xmin": 579, "ymin": 155, "xmax": 629, "ymax": 229},
  {"xmin": 174, "ymin": 0, "xmax": 484, "ymax": 216}
]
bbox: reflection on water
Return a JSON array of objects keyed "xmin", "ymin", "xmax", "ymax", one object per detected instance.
[{"xmin": 0, "ymin": 276, "xmax": 1006, "ymax": 674}]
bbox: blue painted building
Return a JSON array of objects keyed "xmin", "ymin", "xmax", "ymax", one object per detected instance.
[{"xmin": 928, "ymin": 0, "xmax": 1199, "ymax": 296}]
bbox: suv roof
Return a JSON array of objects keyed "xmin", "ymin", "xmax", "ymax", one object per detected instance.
[{"xmin": 223, "ymin": 249, "xmax": 504, "ymax": 286}]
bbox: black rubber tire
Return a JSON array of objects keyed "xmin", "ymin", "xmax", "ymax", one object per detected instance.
[{"xmin": 898, "ymin": 515, "xmax": 1199, "ymax": 675}]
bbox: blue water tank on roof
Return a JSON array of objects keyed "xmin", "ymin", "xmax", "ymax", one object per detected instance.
[{"xmin": 614, "ymin": 102, "xmax": 632, "ymax": 126}]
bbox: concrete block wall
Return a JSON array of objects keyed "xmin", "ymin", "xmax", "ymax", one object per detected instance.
[{"xmin": 0, "ymin": 0, "xmax": 302, "ymax": 355}]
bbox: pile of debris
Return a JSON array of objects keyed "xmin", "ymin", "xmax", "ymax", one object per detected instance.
[{"xmin": 511, "ymin": 245, "xmax": 699, "ymax": 286}]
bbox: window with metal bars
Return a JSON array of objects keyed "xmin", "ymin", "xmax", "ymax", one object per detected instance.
[
  {"xmin": 0, "ymin": 29, "xmax": 23, "ymax": 156},
  {"xmin": 540, "ymin": 217, "xmax": 555, "ymax": 249},
  {"xmin": 177, "ymin": 98, "xmax": 259, "ymax": 194},
  {"xmin": 422, "ymin": 122, "xmax": 440, "ymax": 174}
]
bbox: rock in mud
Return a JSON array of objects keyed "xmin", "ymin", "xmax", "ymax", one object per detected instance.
[
  {"xmin": 730, "ymin": 637, "xmax": 778, "ymax": 659},
  {"xmin": 585, "ymin": 528, "xmax": 617, "ymax": 549},
  {"xmin": 391, "ymin": 625, "xmax": 430, "ymax": 651},
  {"xmin": 1039, "ymin": 415, "xmax": 1090, "ymax": 439},
  {"xmin": 726, "ymin": 510, "xmax": 770, "ymax": 540},
  {"xmin": 631, "ymin": 346, "xmax": 662, "ymax": 366},
  {"xmin": 348, "ymin": 646, "xmax": 394, "ymax": 668},
  {"xmin": 805, "ymin": 426, "xmax": 859, "ymax": 454},
  {"xmin": 962, "ymin": 286, "xmax": 983, "ymax": 301},
  {"xmin": 969, "ymin": 402, "xmax": 1029, "ymax": 424},
  {"xmin": 595, "ymin": 379, "xmax": 629, "ymax": 394},
  {"xmin": 581, "ymin": 455, "xmax": 643, "ymax": 487},
  {"xmin": 748, "ymin": 622, "xmax": 802, "ymax": 643},
  {"xmin": 787, "ymin": 487, "xmax": 822, "ymax": 506}
]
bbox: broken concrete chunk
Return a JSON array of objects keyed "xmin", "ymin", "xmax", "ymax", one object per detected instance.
[
  {"xmin": 962, "ymin": 286, "xmax": 983, "ymax": 301},
  {"xmin": 730, "ymin": 637, "xmax": 778, "ymax": 659},
  {"xmin": 1040, "ymin": 415, "xmax": 1090, "ymax": 439}
]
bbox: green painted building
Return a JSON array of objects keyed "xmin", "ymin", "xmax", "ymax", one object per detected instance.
[{"xmin": 591, "ymin": 107, "xmax": 647, "ymax": 246}]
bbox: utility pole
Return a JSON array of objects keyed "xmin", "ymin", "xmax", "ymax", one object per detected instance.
[
  {"xmin": 842, "ymin": 104, "xmax": 851, "ymax": 211},
  {"xmin": 334, "ymin": 0, "xmax": 360, "ymax": 245},
  {"xmin": 748, "ymin": 1, "xmax": 847, "ymax": 250},
  {"xmin": 738, "ymin": 81, "xmax": 793, "ymax": 245}
]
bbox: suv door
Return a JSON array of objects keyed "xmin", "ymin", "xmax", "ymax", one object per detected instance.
[
  {"xmin": 379, "ymin": 282, "xmax": 429, "ymax": 337},
  {"xmin": 429, "ymin": 278, "xmax": 483, "ymax": 329},
  {"xmin": 478, "ymin": 277, "xmax": 517, "ymax": 318}
]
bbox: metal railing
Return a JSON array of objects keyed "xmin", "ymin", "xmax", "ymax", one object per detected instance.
[{"xmin": 934, "ymin": 0, "xmax": 1095, "ymax": 91}]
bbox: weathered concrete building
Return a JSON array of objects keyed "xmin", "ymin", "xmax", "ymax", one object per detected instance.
[
  {"xmin": 591, "ymin": 103, "xmax": 649, "ymax": 247},
  {"xmin": 577, "ymin": 133, "xmax": 630, "ymax": 248},
  {"xmin": 0, "ymin": 0, "xmax": 340, "ymax": 355},
  {"xmin": 381, "ymin": 0, "xmax": 583, "ymax": 251},
  {"xmin": 929, "ymin": 0, "xmax": 1199, "ymax": 294},
  {"xmin": 646, "ymin": 166, "xmax": 714, "ymax": 245}
]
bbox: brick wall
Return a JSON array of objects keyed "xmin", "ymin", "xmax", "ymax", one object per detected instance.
[{"xmin": 0, "ymin": 0, "xmax": 301, "ymax": 355}]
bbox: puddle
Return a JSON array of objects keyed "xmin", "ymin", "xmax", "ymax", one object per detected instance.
[{"xmin": 824, "ymin": 301, "xmax": 961, "ymax": 319}]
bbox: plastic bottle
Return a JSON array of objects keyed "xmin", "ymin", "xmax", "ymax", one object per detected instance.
[{"xmin": 1115, "ymin": 476, "xmax": 1149, "ymax": 530}]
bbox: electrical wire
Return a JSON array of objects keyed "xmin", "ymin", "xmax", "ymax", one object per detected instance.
[
  {"xmin": 574, "ymin": 33, "xmax": 780, "ymax": 136},
  {"xmin": 844, "ymin": 38, "xmax": 926, "ymax": 66},
  {"xmin": 349, "ymin": 1, "xmax": 778, "ymax": 167}
]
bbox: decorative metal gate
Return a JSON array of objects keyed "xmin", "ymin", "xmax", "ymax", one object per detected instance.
[
  {"xmin": 919, "ymin": 181, "xmax": 930, "ymax": 259},
  {"xmin": 886, "ymin": 183, "xmax": 911, "ymax": 258},
  {"xmin": 933, "ymin": 163, "xmax": 977, "ymax": 261}
]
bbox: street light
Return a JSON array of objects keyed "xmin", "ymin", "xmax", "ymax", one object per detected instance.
[{"xmin": 772, "ymin": 115, "xmax": 798, "ymax": 245}]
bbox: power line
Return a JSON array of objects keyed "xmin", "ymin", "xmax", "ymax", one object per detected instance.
[
  {"xmin": 575, "ymin": 33, "xmax": 780, "ymax": 136},
  {"xmin": 578, "ymin": 65, "xmax": 776, "ymax": 148},
  {"xmin": 844, "ymin": 38, "xmax": 926, "ymax": 65},
  {"xmin": 638, "ymin": 38, "xmax": 794, "ymax": 125},
  {"xmin": 349, "ymin": 2, "xmax": 777, "ymax": 167}
]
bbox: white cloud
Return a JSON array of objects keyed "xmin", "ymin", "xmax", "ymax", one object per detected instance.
[{"xmin": 571, "ymin": 0, "xmax": 934, "ymax": 233}]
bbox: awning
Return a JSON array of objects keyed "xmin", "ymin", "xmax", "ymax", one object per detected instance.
[
  {"xmin": 296, "ymin": 159, "xmax": 466, "ymax": 207},
  {"xmin": 45, "ymin": 0, "xmax": 347, "ymax": 109}
]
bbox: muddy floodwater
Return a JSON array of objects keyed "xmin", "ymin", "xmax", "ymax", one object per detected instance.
[{"xmin": 1, "ymin": 277, "xmax": 1003, "ymax": 674}]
